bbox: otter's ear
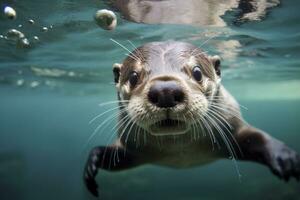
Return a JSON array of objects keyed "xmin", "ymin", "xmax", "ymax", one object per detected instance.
[
  {"xmin": 210, "ymin": 55, "xmax": 221, "ymax": 76},
  {"xmin": 112, "ymin": 63, "xmax": 122, "ymax": 84}
]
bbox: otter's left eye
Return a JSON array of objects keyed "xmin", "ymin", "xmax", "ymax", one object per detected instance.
[
  {"xmin": 129, "ymin": 71, "xmax": 139, "ymax": 87},
  {"xmin": 192, "ymin": 66, "xmax": 202, "ymax": 82}
]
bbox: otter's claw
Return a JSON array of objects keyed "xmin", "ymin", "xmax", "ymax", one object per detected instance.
[
  {"xmin": 267, "ymin": 142, "xmax": 300, "ymax": 181},
  {"xmin": 84, "ymin": 147, "xmax": 102, "ymax": 197}
]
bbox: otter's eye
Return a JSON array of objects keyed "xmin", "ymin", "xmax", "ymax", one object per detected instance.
[
  {"xmin": 192, "ymin": 66, "xmax": 202, "ymax": 82},
  {"xmin": 129, "ymin": 71, "xmax": 139, "ymax": 86}
]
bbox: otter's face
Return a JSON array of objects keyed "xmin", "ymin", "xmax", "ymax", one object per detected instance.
[{"xmin": 113, "ymin": 42, "xmax": 221, "ymax": 136}]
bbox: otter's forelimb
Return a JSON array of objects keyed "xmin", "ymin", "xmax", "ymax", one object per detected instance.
[
  {"xmin": 84, "ymin": 146, "xmax": 141, "ymax": 197},
  {"xmin": 236, "ymin": 126, "xmax": 300, "ymax": 181}
]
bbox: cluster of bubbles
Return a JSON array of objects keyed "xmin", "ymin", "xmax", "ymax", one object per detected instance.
[
  {"xmin": 1, "ymin": 6, "xmax": 53, "ymax": 49},
  {"xmin": 1, "ymin": 6, "xmax": 119, "ymax": 49}
]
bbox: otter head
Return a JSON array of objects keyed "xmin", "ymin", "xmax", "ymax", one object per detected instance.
[{"xmin": 113, "ymin": 41, "xmax": 221, "ymax": 136}]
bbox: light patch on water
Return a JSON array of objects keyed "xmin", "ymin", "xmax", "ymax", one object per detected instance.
[
  {"xmin": 216, "ymin": 40, "xmax": 242, "ymax": 61},
  {"xmin": 30, "ymin": 81, "xmax": 40, "ymax": 88},
  {"xmin": 228, "ymin": 80, "xmax": 300, "ymax": 100},
  {"xmin": 240, "ymin": 0, "xmax": 280, "ymax": 21},
  {"xmin": 16, "ymin": 79, "xmax": 24, "ymax": 86},
  {"xmin": 31, "ymin": 66, "xmax": 72, "ymax": 78}
]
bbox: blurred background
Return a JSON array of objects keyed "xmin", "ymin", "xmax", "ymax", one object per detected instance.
[{"xmin": 0, "ymin": 0, "xmax": 299, "ymax": 199}]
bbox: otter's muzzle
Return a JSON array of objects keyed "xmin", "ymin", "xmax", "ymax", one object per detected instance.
[{"xmin": 147, "ymin": 80, "xmax": 185, "ymax": 108}]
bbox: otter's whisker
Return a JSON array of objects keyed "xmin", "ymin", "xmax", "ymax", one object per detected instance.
[
  {"xmin": 209, "ymin": 104, "xmax": 247, "ymax": 124},
  {"xmin": 208, "ymin": 108, "xmax": 233, "ymax": 130},
  {"xmin": 125, "ymin": 53, "xmax": 140, "ymax": 62},
  {"xmin": 98, "ymin": 100, "xmax": 129, "ymax": 107},
  {"xmin": 110, "ymin": 115, "xmax": 131, "ymax": 138},
  {"xmin": 188, "ymin": 111, "xmax": 206, "ymax": 138},
  {"xmin": 109, "ymin": 115, "xmax": 133, "ymax": 167},
  {"xmin": 144, "ymin": 115, "xmax": 149, "ymax": 146},
  {"xmin": 127, "ymin": 40, "xmax": 146, "ymax": 62},
  {"xmin": 84, "ymin": 110, "xmax": 123, "ymax": 149},
  {"xmin": 138, "ymin": 115, "xmax": 147, "ymax": 146},
  {"xmin": 118, "ymin": 114, "xmax": 137, "ymax": 153},
  {"xmin": 209, "ymin": 103, "xmax": 241, "ymax": 118},
  {"xmin": 190, "ymin": 103, "xmax": 217, "ymax": 145},
  {"xmin": 113, "ymin": 145, "xmax": 118, "ymax": 166},
  {"xmin": 101, "ymin": 114, "xmax": 132, "ymax": 169},
  {"xmin": 113, "ymin": 113, "xmax": 134, "ymax": 164},
  {"xmin": 211, "ymin": 96, "xmax": 248, "ymax": 110},
  {"xmin": 205, "ymin": 113, "xmax": 236, "ymax": 157},
  {"xmin": 89, "ymin": 105, "xmax": 124, "ymax": 124},
  {"xmin": 193, "ymin": 51, "xmax": 209, "ymax": 57},
  {"xmin": 199, "ymin": 35, "xmax": 217, "ymax": 49},
  {"xmin": 136, "ymin": 125, "xmax": 141, "ymax": 148},
  {"xmin": 191, "ymin": 34, "xmax": 215, "ymax": 56},
  {"xmin": 204, "ymin": 113, "xmax": 242, "ymax": 179},
  {"xmin": 200, "ymin": 116, "xmax": 217, "ymax": 148},
  {"xmin": 187, "ymin": 111, "xmax": 198, "ymax": 141},
  {"xmin": 199, "ymin": 114, "xmax": 216, "ymax": 150},
  {"xmin": 101, "ymin": 109, "xmax": 129, "ymax": 136},
  {"xmin": 91, "ymin": 107, "xmax": 127, "ymax": 138},
  {"xmin": 125, "ymin": 115, "xmax": 139, "ymax": 147},
  {"xmin": 194, "ymin": 115, "xmax": 205, "ymax": 140},
  {"xmin": 110, "ymin": 38, "xmax": 140, "ymax": 61},
  {"xmin": 208, "ymin": 108, "xmax": 243, "ymax": 157}
]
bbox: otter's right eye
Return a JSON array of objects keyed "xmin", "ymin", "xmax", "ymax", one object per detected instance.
[
  {"xmin": 129, "ymin": 71, "xmax": 139, "ymax": 87},
  {"xmin": 192, "ymin": 66, "xmax": 202, "ymax": 82}
]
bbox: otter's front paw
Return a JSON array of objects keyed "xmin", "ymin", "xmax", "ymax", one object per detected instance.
[
  {"xmin": 267, "ymin": 141, "xmax": 300, "ymax": 181},
  {"xmin": 84, "ymin": 147, "xmax": 102, "ymax": 197}
]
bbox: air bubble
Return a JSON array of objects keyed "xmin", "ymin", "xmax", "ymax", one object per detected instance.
[
  {"xmin": 4, "ymin": 6, "xmax": 16, "ymax": 20},
  {"xmin": 17, "ymin": 37, "xmax": 31, "ymax": 49},
  {"xmin": 94, "ymin": 9, "xmax": 117, "ymax": 30},
  {"xmin": 41, "ymin": 27, "xmax": 48, "ymax": 32},
  {"xmin": 28, "ymin": 19, "xmax": 35, "ymax": 24},
  {"xmin": 33, "ymin": 36, "xmax": 39, "ymax": 41},
  {"xmin": 6, "ymin": 29, "xmax": 25, "ymax": 41}
]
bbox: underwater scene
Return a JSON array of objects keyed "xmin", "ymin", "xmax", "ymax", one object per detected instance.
[{"xmin": 0, "ymin": 0, "xmax": 300, "ymax": 199}]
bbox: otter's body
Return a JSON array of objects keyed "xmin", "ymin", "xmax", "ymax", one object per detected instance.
[{"xmin": 84, "ymin": 41, "xmax": 300, "ymax": 197}]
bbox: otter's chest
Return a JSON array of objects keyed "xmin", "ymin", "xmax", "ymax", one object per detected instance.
[
  {"xmin": 131, "ymin": 137, "xmax": 220, "ymax": 168},
  {"xmin": 155, "ymin": 146, "xmax": 218, "ymax": 168}
]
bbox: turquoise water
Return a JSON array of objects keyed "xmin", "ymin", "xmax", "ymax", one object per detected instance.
[{"xmin": 0, "ymin": 0, "xmax": 300, "ymax": 199}]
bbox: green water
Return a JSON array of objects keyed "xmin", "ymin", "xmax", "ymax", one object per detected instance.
[{"xmin": 0, "ymin": 0, "xmax": 300, "ymax": 199}]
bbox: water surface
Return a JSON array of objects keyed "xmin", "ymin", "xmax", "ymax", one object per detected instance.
[{"xmin": 0, "ymin": 0, "xmax": 300, "ymax": 199}]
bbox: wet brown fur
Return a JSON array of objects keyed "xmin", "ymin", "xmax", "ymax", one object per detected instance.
[{"xmin": 84, "ymin": 41, "xmax": 300, "ymax": 197}]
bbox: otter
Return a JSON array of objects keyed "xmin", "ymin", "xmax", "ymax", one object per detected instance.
[{"xmin": 84, "ymin": 41, "xmax": 300, "ymax": 197}]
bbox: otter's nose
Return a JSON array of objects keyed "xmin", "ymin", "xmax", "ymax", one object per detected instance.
[{"xmin": 148, "ymin": 80, "xmax": 185, "ymax": 108}]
